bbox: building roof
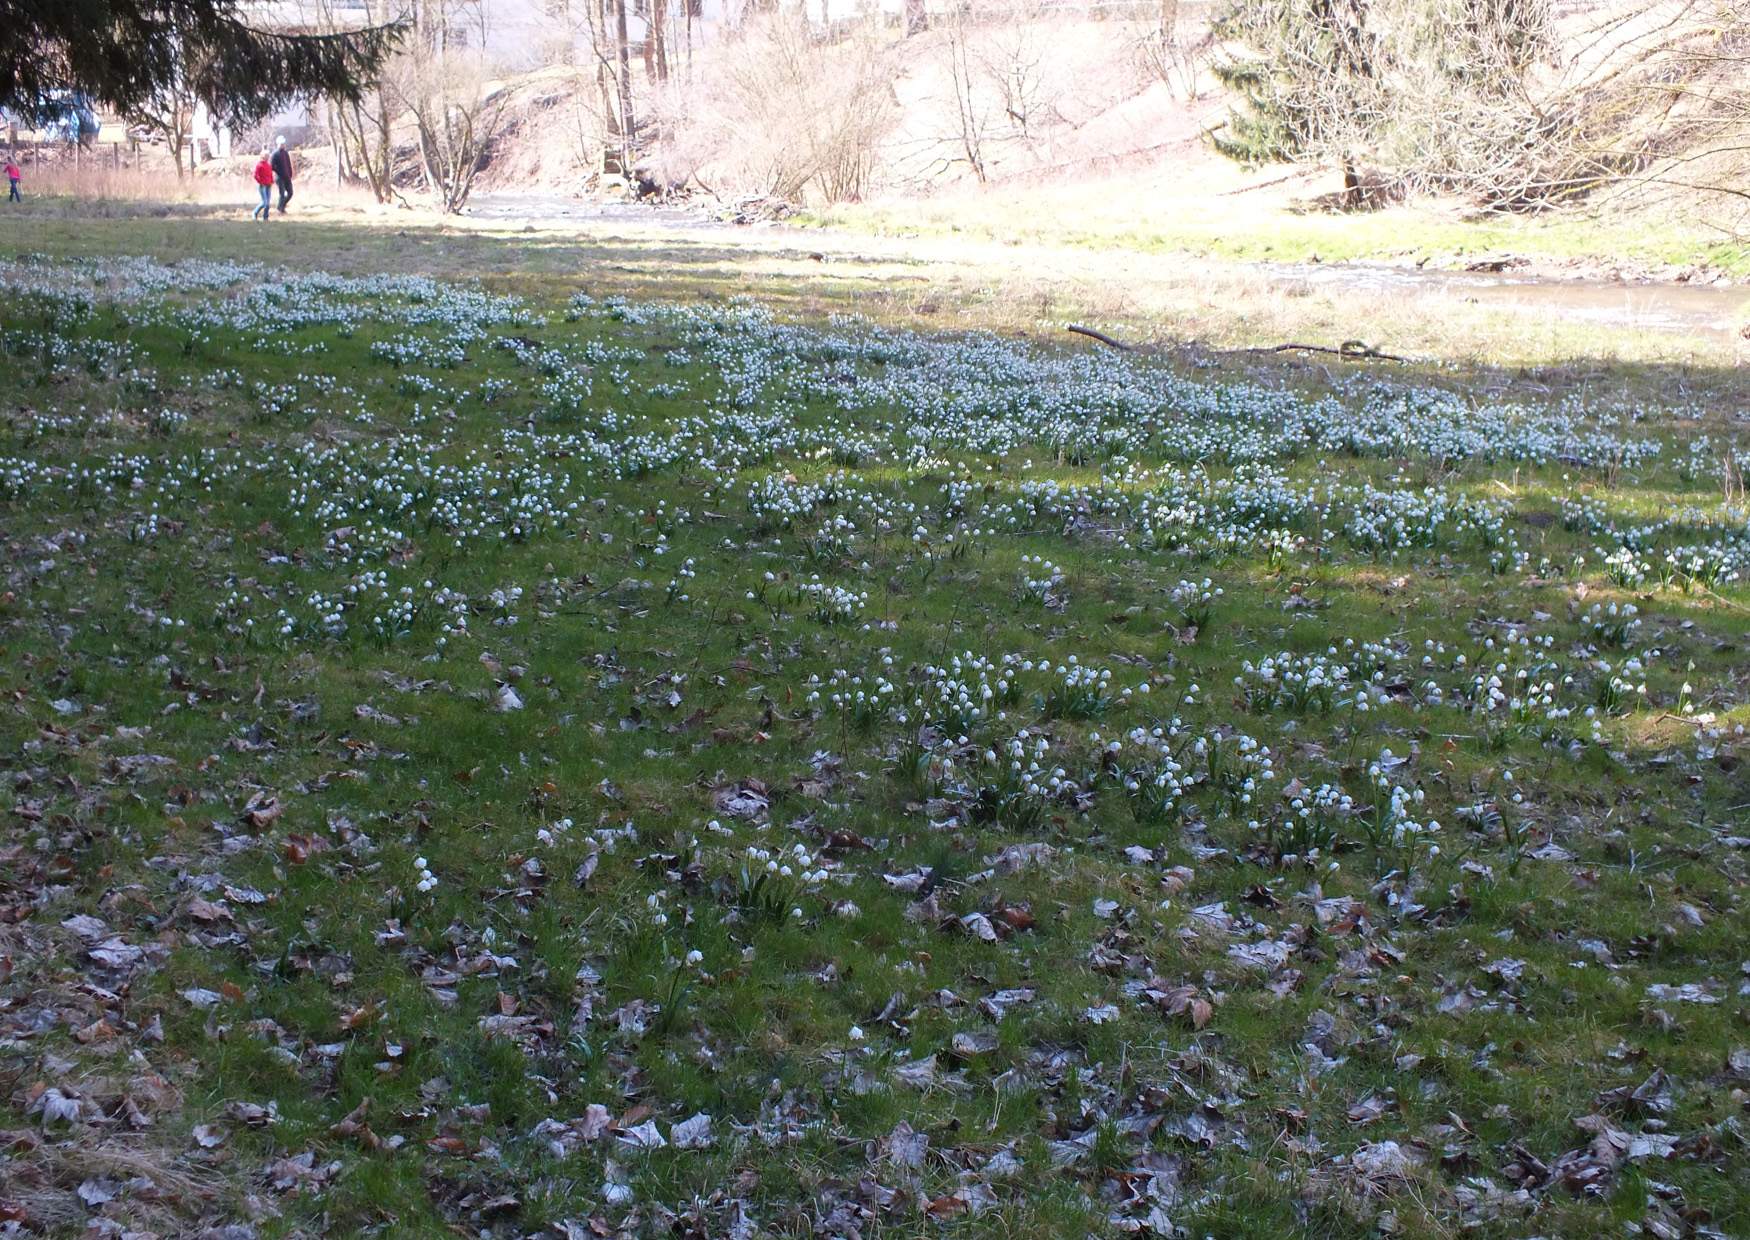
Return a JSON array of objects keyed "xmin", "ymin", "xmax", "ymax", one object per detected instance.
[{"xmin": 237, "ymin": 0, "xmax": 375, "ymax": 33}]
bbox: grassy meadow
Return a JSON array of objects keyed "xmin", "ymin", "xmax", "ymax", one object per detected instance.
[
  {"xmin": 802, "ymin": 169, "xmax": 1750, "ymax": 279},
  {"xmin": 4, "ymin": 204, "xmax": 1746, "ymax": 386},
  {"xmin": 0, "ymin": 223, "xmax": 1746, "ymax": 1239}
]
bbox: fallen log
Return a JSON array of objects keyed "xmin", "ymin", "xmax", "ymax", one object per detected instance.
[
  {"xmin": 1245, "ymin": 339, "xmax": 1412, "ymax": 363},
  {"xmin": 1066, "ymin": 324, "xmax": 1133, "ymax": 351}
]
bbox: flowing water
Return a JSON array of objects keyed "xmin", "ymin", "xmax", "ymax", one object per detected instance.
[{"xmin": 1278, "ymin": 261, "xmax": 1747, "ymax": 339}]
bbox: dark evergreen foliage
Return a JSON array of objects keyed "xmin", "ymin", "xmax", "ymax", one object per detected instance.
[
  {"xmin": 1209, "ymin": 0, "xmax": 1380, "ymax": 166},
  {"xmin": 0, "ymin": 0, "xmax": 402, "ymax": 126}
]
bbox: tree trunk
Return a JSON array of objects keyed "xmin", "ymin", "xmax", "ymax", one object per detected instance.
[
  {"xmin": 584, "ymin": 0, "xmax": 618, "ymax": 172},
  {"xmin": 651, "ymin": 0, "xmax": 669, "ymax": 83},
  {"xmin": 327, "ymin": 99, "xmax": 344, "ymax": 186},
  {"xmin": 613, "ymin": 0, "xmax": 635, "ymax": 170}
]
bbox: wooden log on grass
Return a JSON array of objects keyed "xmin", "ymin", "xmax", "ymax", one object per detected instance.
[
  {"xmin": 1066, "ymin": 324, "xmax": 1133, "ymax": 351},
  {"xmin": 1245, "ymin": 339, "xmax": 1413, "ymax": 363}
]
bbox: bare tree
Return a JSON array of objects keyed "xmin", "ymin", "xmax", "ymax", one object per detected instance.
[
  {"xmin": 311, "ymin": 0, "xmax": 402, "ymax": 202},
  {"xmin": 919, "ymin": 2, "xmax": 1078, "ymax": 182},
  {"xmin": 716, "ymin": 11, "xmax": 898, "ymax": 202},
  {"xmin": 125, "ymin": 51, "xmax": 204, "ymax": 177},
  {"xmin": 1211, "ymin": 0, "xmax": 1750, "ymax": 212},
  {"xmin": 397, "ymin": 0, "xmax": 509, "ymax": 211},
  {"xmin": 327, "ymin": 82, "xmax": 398, "ymax": 202},
  {"xmin": 938, "ymin": 5, "xmax": 997, "ymax": 181},
  {"xmin": 536, "ymin": 0, "xmax": 627, "ymax": 179},
  {"xmin": 975, "ymin": 8, "xmax": 1058, "ymax": 141},
  {"xmin": 1592, "ymin": 0, "xmax": 1750, "ymax": 224},
  {"xmin": 1134, "ymin": 0, "xmax": 1207, "ymax": 101},
  {"xmin": 645, "ymin": 0, "xmax": 671, "ymax": 83},
  {"xmin": 612, "ymin": 0, "xmax": 637, "ymax": 169},
  {"xmin": 404, "ymin": 66, "xmax": 505, "ymax": 210}
]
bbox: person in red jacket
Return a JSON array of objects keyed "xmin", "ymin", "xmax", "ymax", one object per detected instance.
[
  {"xmin": 251, "ymin": 149, "xmax": 274, "ymax": 220},
  {"xmin": 5, "ymin": 158, "xmax": 20, "ymax": 203}
]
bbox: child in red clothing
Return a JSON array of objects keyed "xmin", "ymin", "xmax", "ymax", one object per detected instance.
[
  {"xmin": 251, "ymin": 150, "xmax": 274, "ymax": 220},
  {"xmin": 5, "ymin": 159, "xmax": 20, "ymax": 203}
]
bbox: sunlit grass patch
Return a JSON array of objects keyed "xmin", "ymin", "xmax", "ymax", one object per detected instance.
[{"xmin": 0, "ymin": 245, "xmax": 1745, "ymax": 1237}]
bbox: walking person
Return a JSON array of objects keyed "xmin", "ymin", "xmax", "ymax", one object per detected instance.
[
  {"xmin": 270, "ymin": 136, "xmax": 294, "ymax": 214},
  {"xmin": 252, "ymin": 149, "xmax": 274, "ymax": 220},
  {"xmin": 4, "ymin": 157, "xmax": 20, "ymax": 203}
]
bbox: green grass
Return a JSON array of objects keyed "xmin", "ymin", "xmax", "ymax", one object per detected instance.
[
  {"xmin": 805, "ymin": 187, "xmax": 1750, "ymax": 276},
  {"xmin": 0, "ymin": 232, "xmax": 1746, "ymax": 1238},
  {"xmin": 3, "ymin": 206, "xmax": 1746, "ymax": 389}
]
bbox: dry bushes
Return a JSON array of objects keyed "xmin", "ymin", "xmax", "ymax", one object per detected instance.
[
  {"xmin": 12, "ymin": 162, "xmax": 220, "ymax": 204},
  {"xmin": 661, "ymin": 12, "xmax": 899, "ymax": 204},
  {"xmin": 1212, "ymin": 0, "xmax": 1750, "ymax": 213},
  {"xmin": 300, "ymin": 0, "xmax": 512, "ymax": 213},
  {"xmin": 404, "ymin": 59, "xmax": 507, "ymax": 213},
  {"xmin": 1134, "ymin": 0, "xmax": 1212, "ymax": 101},
  {"xmin": 892, "ymin": 6, "xmax": 1153, "ymax": 189},
  {"xmin": 1604, "ymin": 0, "xmax": 1750, "ymax": 223},
  {"xmin": 640, "ymin": 3, "xmax": 1166, "ymax": 203}
]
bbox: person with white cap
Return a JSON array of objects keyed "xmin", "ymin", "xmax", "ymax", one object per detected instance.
[{"xmin": 270, "ymin": 135, "xmax": 294, "ymax": 214}]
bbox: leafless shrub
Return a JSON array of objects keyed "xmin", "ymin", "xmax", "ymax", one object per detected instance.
[
  {"xmin": 1213, "ymin": 0, "xmax": 1750, "ymax": 214},
  {"xmin": 709, "ymin": 12, "xmax": 899, "ymax": 204},
  {"xmin": 403, "ymin": 63, "xmax": 508, "ymax": 212},
  {"xmin": 124, "ymin": 69, "xmax": 203, "ymax": 178},
  {"xmin": 640, "ymin": 76, "xmax": 715, "ymax": 191},
  {"xmin": 1600, "ymin": 0, "xmax": 1750, "ymax": 226},
  {"xmin": 973, "ymin": 7, "xmax": 1071, "ymax": 141},
  {"xmin": 916, "ymin": 3, "xmax": 1094, "ymax": 184},
  {"xmin": 1134, "ymin": 0, "xmax": 1210, "ymax": 100},
  {"xmin": 302, "ymin": 0, "xmax": 512, "ymax": 212},
  {"xmin": 939, "ymin": 7, "xmax": 998, "ymax": 181}
]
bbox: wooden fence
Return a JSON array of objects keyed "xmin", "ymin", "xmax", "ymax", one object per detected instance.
[{"xmin": 4, "ymin": 138, "xmax": 141, "ymax": 172}]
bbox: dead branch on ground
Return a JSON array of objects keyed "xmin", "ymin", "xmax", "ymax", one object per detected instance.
[
  {"xmin": 1242, "ymin": 339, "xmax": 1413, "ymax": 362},
  {"xmin": 1066, "ymin": 324, "xmax": 1134, "ymax": 350}
]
